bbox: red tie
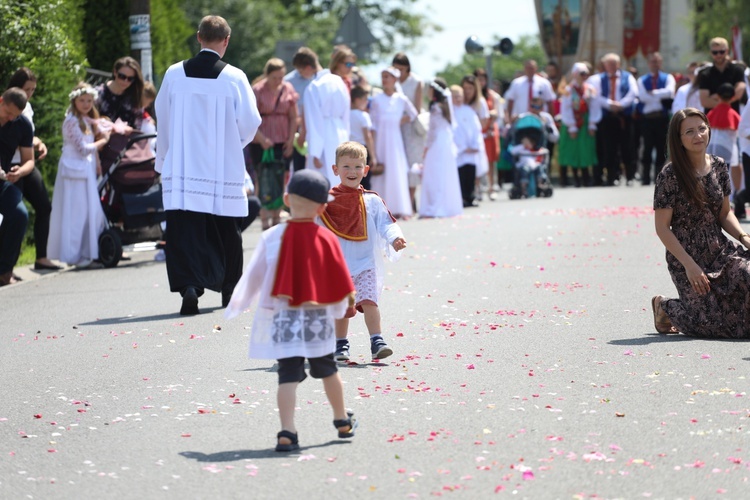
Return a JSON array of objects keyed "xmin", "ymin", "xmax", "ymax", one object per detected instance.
[
  {"xmin": 528, "ymin": 77, "xmax": 533, "ymax": 111},
  {"xmin": 609, "ymin": 74, "xmax": 617, "ymax": 100},
  {"xmin": 652, "ymin": 73, "xmax": 658, "ymax": 90}
]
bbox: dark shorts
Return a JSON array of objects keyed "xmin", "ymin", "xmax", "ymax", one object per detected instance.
[{"xmin": 277, "ymin": 353, "xmax": 338, "ymax": 384}]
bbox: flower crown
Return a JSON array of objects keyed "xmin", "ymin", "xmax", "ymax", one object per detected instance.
[
  {"xmin": 69, "ymin": 86, "xmax": 98, "ymax": 101},
  {"xmin": 429, "ymin": 80, "xmax": 450, "ymax": 98}
]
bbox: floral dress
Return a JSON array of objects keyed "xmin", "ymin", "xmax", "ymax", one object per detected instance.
[{"xmin": 654, "ymin": 155, "xmax": 750, "ymax": 338}]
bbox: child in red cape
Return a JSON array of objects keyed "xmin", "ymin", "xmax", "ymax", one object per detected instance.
[
  {"xmin": 319, "ymin": 141, "xmax": 407, "ymax": 362},
  {"xmin": 225, "ymin": 169, "xmax": 357, "ymax": 452}
]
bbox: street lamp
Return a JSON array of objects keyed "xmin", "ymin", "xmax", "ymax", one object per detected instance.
[{"xmin": 465, "ymin": 36, "xmax": 514, "ymax": 85}]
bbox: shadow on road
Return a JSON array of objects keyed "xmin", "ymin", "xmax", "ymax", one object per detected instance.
[
  {"xmin": 77, "ymin": 307, "xmax": 224, "ymax": 325},
  {"xmin": 610, "ymin": 334, "xmax": 750, "ymax": 345},
  {"xmin": 179, "ymin": 440, "xmax": 349, "ymax": 462}
]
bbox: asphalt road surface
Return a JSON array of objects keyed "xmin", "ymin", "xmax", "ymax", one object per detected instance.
[{"xmin": 2, "ymin": 184, "xmax": 749, "ymax": 499}]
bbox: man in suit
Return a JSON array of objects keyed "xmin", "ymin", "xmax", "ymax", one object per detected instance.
[
  {"xmin": 594, "ymin": 53, "xmax": 639, "ymax": 186},
  {"xmin": 155, "ymin": 15, "xmax": 261, "ymax": 315}
]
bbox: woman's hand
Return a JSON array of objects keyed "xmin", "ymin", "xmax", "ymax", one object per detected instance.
[
  {"xmin": 313, "ymin": 157, "xmax": 323, "ymax": 168},
  {"xmin": 400, "ymin": 114, "xmax": 411, "ymax": 125},
  {"xmin": 685, "ymin": 262, "xmax": 710, "ymax": 295},
  {"xmin": 282, "ymin": 140, "xmax": 294, "ymax": 158},
  {"xmin": 568, "ymin": 131, "xmax": 578, "ymax": 139}
]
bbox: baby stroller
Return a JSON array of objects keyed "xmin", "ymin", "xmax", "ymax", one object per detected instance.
[
  {"xmin": 97, "ymin": 131, "xmax": 164, "ymax": 267},
  {"xmin": 505, "ymin": 114, "xmax": 554, "ymax": 199}
]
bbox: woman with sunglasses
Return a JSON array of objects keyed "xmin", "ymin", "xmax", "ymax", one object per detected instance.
[
  {"xmin": 558, "ymin": 62, "xmax": 600, "ymax": 188},
  {"xmin": 95, "ymin": 56, "xmax": 145, "ymax": 129},
  {"xmin": 652, "ymin": 108, "xmax": 750, "ymax": 338}
]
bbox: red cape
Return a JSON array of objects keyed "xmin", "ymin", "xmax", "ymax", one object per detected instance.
[
  {"xmin": 271, "ymin": 220, "xmax": 355, "ymax": 307},
  {"xmin": 320, "ymin": 185, "xmax": 396, "ymax": 241},
  {"xmin": 707, "ymin": 103, "xmax": 740, "ymax": 130}
]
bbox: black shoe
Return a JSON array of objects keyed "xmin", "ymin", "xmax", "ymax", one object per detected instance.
[
  {"xmin": 34, "ymin": 262, "xmax": 62, "ymax": 271},
  {"xmin": 180, "ymin": 287, "xmax": 199, "ymax": 315},
  {"xmin": 222, "ymin": 290, "xmax": 232, "ymax": 308}
]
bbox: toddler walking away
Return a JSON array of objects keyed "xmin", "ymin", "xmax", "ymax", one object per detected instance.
[
  {"xmin": 706, "ymin": 84, "xmax": 743, "ymax": 217},
  {"xmin": 47, "ymin": 82, "xmax": 110, "ymax": 269},
  {"xmin": 319, "ymin": 141, "xmax": 407, "ymax": 361},
  {"xmin": 349, "ymin": 85, "xmax": 377, "ymax": 190},
  {"xmin": 225, "ymin": 169, "xmax": 358, "ymax": 452}
]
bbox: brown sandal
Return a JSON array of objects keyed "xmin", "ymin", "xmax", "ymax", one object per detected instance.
[{"xmin": 651, "ymin": 295, "xmax": 678, "ymax": 334}]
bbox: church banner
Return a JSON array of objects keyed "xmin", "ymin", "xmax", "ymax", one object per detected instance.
[
  {"xmin": 623, "ymin": 0, "xmax": 661, "ymax": 59},
  {"xmin": 540, "ymin": 0, "xmax": 582, "ymax": 61}
]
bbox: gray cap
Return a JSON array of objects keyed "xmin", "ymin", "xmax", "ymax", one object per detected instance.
[{"xmin": 287, "ymin": 169, "xmax": 334, "ymax": 203}]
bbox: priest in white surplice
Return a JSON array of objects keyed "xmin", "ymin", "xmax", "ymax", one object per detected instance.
[{"xmin": 155, "ymin": 15, "xmax": 261, "ymax": 315}]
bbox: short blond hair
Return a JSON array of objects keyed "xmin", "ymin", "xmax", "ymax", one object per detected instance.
[
  {"xmin": 335, "ymin": 141, "xmax": 367, "ymax": 164},
  {"xmin": 710, "ymin": 37, "xmax": 729, "ymax": 49},
  {"xmin": 449, "ymin": 84, "xmax": 463, "ymax": 96}
]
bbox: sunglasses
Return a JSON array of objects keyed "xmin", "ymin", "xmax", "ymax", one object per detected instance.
[
  {"xmin": 711, "ymin": 49, "xmax": 727, "ymax": 55},
  {"xmin": 344, "ymin": 62, "xmax": 355, "ymax": 68},
  {"xmin": 116, "ymin": 72, "xmax": 136, "ymax": 82}
]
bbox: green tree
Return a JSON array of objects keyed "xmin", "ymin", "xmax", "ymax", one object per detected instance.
[
  {"xmin": 0, "ymin": 0, "xmax": 88, "ymax": 261},
  {"xmin": 151, "ymin": 0, "xmax": 193, "ymax": 84},
  {"xmin": 691, "ymin": 0, "xmax": 750, "ymax": 60},
  {"xmin": 179, "ymin": 0, "xmax": 439, "ymax": 81},
  {"xmin": 437, "ymin": 35, "xmax": 547, "ymax": 88}
]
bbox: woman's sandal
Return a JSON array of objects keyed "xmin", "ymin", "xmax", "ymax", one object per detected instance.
[
  {"xmin": 333, "ymin": 412, "xmax": 359, "ymax": 439},
  {"xmin": 275, "ymin": 430, "xmax": 300, "ymax": 452},
  {"xmin": 651, "ymin": 295, "xmax": 679, "ymax": 334}
]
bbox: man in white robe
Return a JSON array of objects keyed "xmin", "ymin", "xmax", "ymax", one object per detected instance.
[
  {"xmin": 155, "ymin": 15, "xmax": 261, "ymax": 315},
  {"xmin": 303, "ymin": 73, "xmax": 350, "ymax": 187}
]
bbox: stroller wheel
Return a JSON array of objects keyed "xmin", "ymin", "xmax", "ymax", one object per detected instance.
[
  {"xmin": 99, "ymin": 229, "xmax": 123, "ymax": 268},
  {"xmin": 508, "ymin": 186, "xmax": 521, "ymax": 200}
]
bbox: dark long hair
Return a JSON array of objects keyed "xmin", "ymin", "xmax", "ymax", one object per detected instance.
[
  {"xmin": 666, "ymin": 107, "xmax": 710, "ymax": 207},
  {"xmin": 112, "ymin": 56, "xmax": 144, "ymax": 108},
  {"xmin": 429, "ymin": 78, "xmax": 451, "ymax": 123},
  {"xmin": 7, "ymin": 67, "xmax": 36, "ymax": 90}
]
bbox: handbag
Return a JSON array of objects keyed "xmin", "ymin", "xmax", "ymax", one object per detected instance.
[{"xmin": 257, "ymin": 148, "xmax": 286, "ymax": 209}]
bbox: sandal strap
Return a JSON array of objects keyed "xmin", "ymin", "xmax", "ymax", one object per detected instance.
[
  {"xmin": 277, "ymin": 430, "xmax": 298, "ymax": 443},
  {"xmin": 332, "ymin": 418, "xmax": 351, "ymax": 429}
]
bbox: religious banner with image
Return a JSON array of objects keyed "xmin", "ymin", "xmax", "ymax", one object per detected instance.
[{"xmin": 539, "ymin": 0, "xmax": 582, "ymax": 61}]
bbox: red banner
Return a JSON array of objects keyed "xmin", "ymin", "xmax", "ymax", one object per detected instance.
[{"xmin": 622, "ymin": 0, "xmax": 661, "ymax": 59}]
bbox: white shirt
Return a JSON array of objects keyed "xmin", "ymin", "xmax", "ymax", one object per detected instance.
[
  {"xmin": 637, "ymin": 72, "xmax": 676, "ymax": 115},
  {"xmin": 671, "ymin": 83, "xmax": 703, "ymax": 115},
  {"xmin": 349, "ymin": 108, "xmax": 372, "ymax": 145},
  {"xmin": 505, "ymin": 74, "xmax": 555, "ymax": 117},
  {"xmin": 453, "ymin": 104, "xmax": 483, "ymax": 166},
  {"xmin": 592, "ymin": 71, "xmax": 639, "ymax": 111}
]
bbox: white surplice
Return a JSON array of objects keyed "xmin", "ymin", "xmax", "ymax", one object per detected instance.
[
  {"xmin": 320, "ymin": 193, "xmax": 404, "ymax": 301},
  {"xmin": 155, "ymin": 60, "xmax": 261, "ymax": 217},
  {"xmin": 225, "ymin": 223, "xmax": 349, "ymax": 360},
  {"xmin": 303, "ymin": 73, "xmax": 350, "ymax": 187},
  {"xmin": 369, "ymin": 92, "xmax": 417, "ymax": 216},
  {"xmin": 420, "ymin": 104, "xmax": 462, "ymax": 218},
  {"xmin": 47, "ymin": 114, "xmax": 107, "ymax": 265}
]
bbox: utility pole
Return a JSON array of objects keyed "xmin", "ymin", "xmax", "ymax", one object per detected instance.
[{"xmin": 129, "ymin": 0, "xmax": 153, "ymax": 82}]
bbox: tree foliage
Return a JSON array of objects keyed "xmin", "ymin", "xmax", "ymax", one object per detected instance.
[
  {"xmin": 691, "ymin": 0, "xmax": 750, "ymax": 61},
  {"xmin": 151, "ymin": 0, "xmax": 194, "ymax": 84},
  {"xmin": 437, "ymin": 35, "xmax": 548, "ymax": 89},
  {"xmin": 0, "ymin": 0, "xmax": 88, "ymax": 188},
  {"xmin": 179, "ymin": 0, "xmax": 439, "ymax": 81}
]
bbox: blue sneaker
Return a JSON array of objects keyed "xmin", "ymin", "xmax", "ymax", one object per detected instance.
[
  {"xmin": 370, "ymin": 336, "xmax": 393, "ymax": 359},
  {"xmin": 335, "ymin": 339, "xmax": 350, "ymax": 361}
]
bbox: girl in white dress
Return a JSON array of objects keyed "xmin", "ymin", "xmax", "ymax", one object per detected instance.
[
  {"xmin": 369, "ymin": 67, "xmax": 418, "ymax": 219},
  {"xmin": 47, "ymin": 83, "xmax": 110, "ymax": 268},
  {"xmin": 419, "ymin": 79, "xmax": 462, "ymax": 218}
]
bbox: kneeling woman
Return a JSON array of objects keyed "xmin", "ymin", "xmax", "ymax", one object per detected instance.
[{"xmin": 652, "ymin": 107, "xmax": 750, "ymax": 338}]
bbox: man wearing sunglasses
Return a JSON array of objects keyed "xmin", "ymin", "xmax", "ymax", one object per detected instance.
[
  {"xmin": 155, "ymin": 15, "xmax": 261, "ymax": 315},
  {"xmin": 698, "ymin": 37, "xmax": 746, "ymax": 114}
]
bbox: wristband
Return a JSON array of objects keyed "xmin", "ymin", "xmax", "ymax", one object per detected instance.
[{"xmin": 738, "ymin": 233, "xmax": 749, "ymax": 240}]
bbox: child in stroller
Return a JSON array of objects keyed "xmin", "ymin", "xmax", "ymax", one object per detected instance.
[{"xmin": 506, "ymin": 111, "xmax": 556, "ymax": 199}]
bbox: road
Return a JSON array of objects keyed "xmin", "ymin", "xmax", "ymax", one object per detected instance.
[{"xmin": 2, "ymin": 184, "xmax": 748, "ymax": 499}]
